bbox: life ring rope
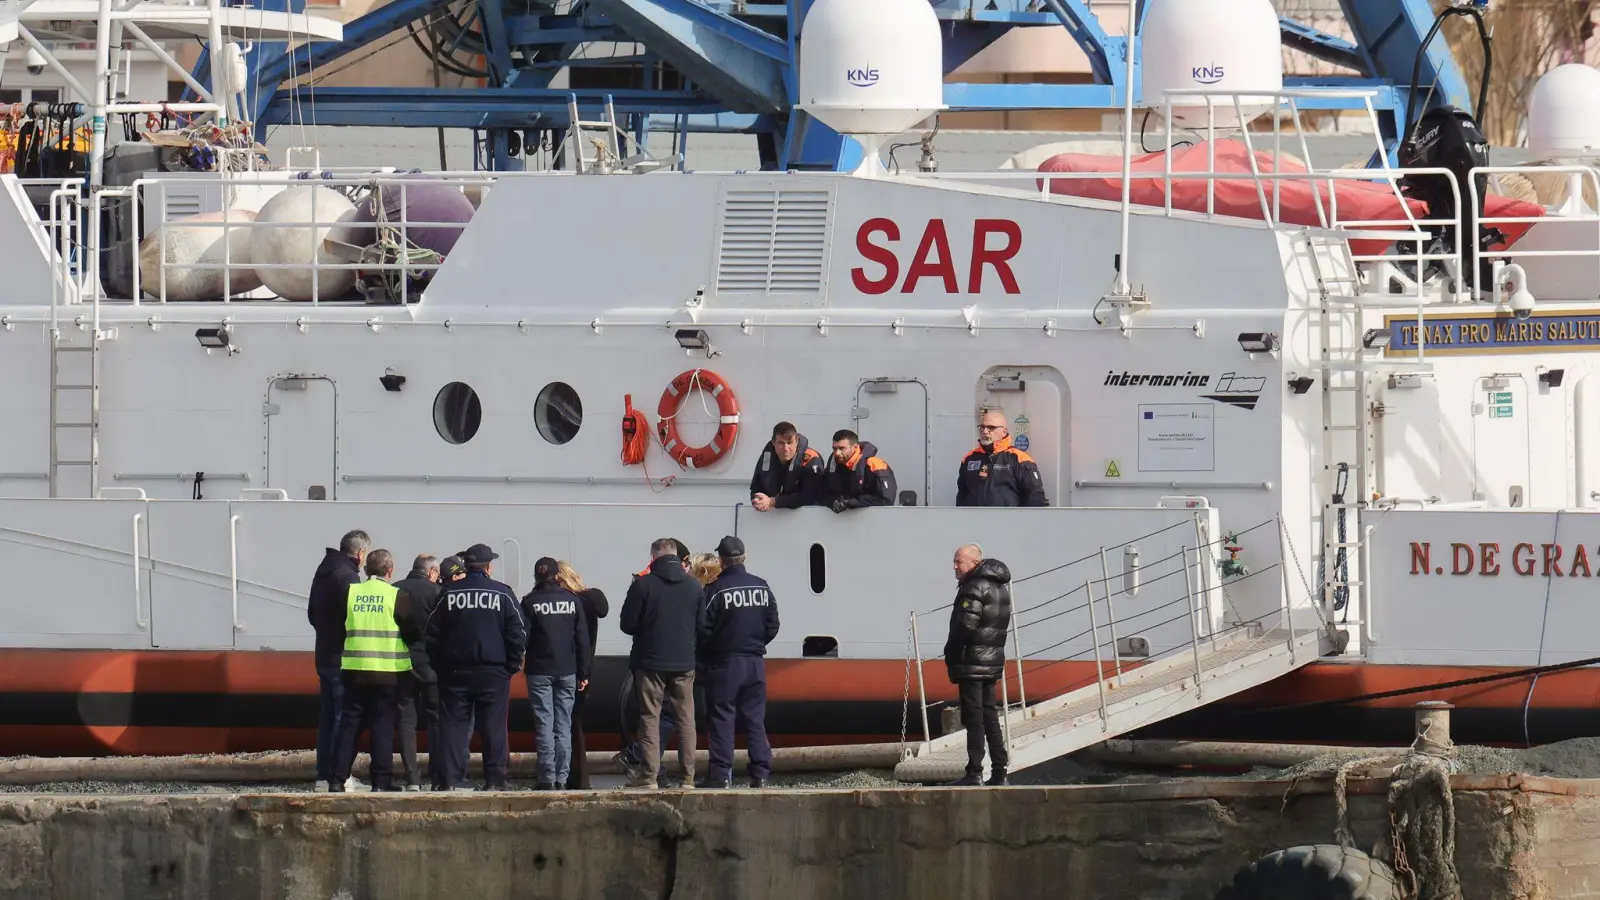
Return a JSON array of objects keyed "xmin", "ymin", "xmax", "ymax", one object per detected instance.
[{"xmin": 656, "ymin": 369, "xmax": 740, "ymax": 470}]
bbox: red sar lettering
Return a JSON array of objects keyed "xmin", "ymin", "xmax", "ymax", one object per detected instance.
[{"xmin": 851, "ymin": 218, "xmax": 1022, "ymax": 295}]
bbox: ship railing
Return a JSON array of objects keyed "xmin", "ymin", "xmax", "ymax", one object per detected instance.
[
  {"xmin": 15, "ymin": 177, "xmax": 88, "ymax": 309},
  {"xmin": 124, "ymin": 171, "xmax": 506, "ymax": 306},
  {"xmin": 897, "ymin": 512, "xmax": 1321, "ymax": 757}
]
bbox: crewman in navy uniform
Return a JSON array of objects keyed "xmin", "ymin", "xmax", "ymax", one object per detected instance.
[
  {"xmin": 424, "ymin": 543, "xmax": 526, "ymax": 791},
  {"xmin": 749, "ymin": 421, "xmax": 824, "ymax": 511},
  {"xmin": 956, "ymin": 409, "xmax": 1049, "ymax": 507},
  {"xmin": 697, "ymin": 535, "xmax": 779, "ymax": 788},
  {"xmin": 819, "ymin": 429, "xmax": 898, "ymax": 512}
]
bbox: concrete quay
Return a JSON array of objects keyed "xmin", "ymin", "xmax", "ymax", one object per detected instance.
[{"xmin": 1, "ymin": 775, "xmax": 1596, "ymax": 900}]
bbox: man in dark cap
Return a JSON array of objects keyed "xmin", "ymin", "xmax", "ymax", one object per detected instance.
[
  {"xmin": 697, "ymin": 536, "xmax": 779, "ymax": 788},
  {"xmin": 424, "ymin": 543, "xmax": 525, "ymax": 791}
]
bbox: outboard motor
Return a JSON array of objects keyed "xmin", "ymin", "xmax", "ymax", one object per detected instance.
[{"xmin": 1396, "ymin": 0, "xmax": 1497, "ymax": 293}]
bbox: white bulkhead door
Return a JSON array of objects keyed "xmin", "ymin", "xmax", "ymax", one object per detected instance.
[
  {"xmin": 1470, "ymin": 373, "xmax": 1531, "ymax": 507},
  {"xmin": 265, "ymin": 375, "xmax": 338, "ymax": 500},
  {"xmin": 975, "ymin": 366, "xmax": 1069, "ymax": 506},
  {"xmin": 852, "ymin": 378, "xmax": 929, "ymax": 505},
  {"xmin": 1575, "ymin": 374, "xmax": 1600, "ymax": 507}
]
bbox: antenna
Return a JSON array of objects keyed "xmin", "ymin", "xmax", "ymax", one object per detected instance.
[{"xmin": 1101, "ymin": 9, "xmax": 1148, "ymax": 324}]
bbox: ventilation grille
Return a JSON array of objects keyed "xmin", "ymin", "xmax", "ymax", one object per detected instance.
[
  {"xmin": 165, "ymin": 192, "xmax": 205, "ymax": 220},
  {"xmin": 715, "ymin": 189, "xmax": 830, "ymax": 295}
]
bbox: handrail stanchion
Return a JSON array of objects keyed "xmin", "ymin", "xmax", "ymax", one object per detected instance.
[
  {"xmin": 1084, "ymin": 580, "xmax": 1109, "ymax": 728},
  {"xmin": 1099, "ymin": 546, "xmax": 1122, "ymax": 680},
  {"xmin": 229, "ymin": 514, "xmax": 245, "ymax": 632},
  {"xmin": 1009, "ymin": 608, "xmax": 1027, "ymax": 713},
  {"xmin": 1183, "ymin": 547, "xmax": 1204, "ymax": 698},
  {"xmin": 910, "ymin": 612, "xmax": 931, "ymax": 748},
  {"xmin": 999, "ymin": 657, "xmax": 1013, "ymax": 751},
  {"xmin": 131, "ymin": 512, "xmax": 146, "ymax": 629},
  {"xmin": 1276, "ymin": 514, "xmax": 1298, "ymax": 663}
]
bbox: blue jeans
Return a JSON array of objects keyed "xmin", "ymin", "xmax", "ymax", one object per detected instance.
[
  {"xmin": 527, "ymin": 673, "xmax": 578, "ymax": 785},
  {"xmin": 315, "ymin": 665, "xmax": 344, "ymax": 783}
]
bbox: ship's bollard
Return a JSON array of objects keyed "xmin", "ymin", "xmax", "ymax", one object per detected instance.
[
  {"xmin": 1413, "ymin": 700, "xmax": 1456, "ymax": 757},
  {"xmin": 940, "ymin": 705, "xmax": 961, "ymax": 738}
]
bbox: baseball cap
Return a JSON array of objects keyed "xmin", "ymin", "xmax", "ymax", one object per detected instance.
[
  {"xmin": 460, "ymin": 543, "xmax": 500, "ymax": 565},
  {"xmin": 439, "ymin": 556, "xmax": 466, "ymax": 579},
  {"xmin": 534, "ymin": 556, "xmax": 560, "ymax": 582},
  {"xmin": 715, "ymin": 535, "xmax": 745, "ymax": 559}
]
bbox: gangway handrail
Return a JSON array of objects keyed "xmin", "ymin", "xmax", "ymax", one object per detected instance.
[{"xmin": 899, "ymin": 511, "xmax": 1323, "ymax": 758}]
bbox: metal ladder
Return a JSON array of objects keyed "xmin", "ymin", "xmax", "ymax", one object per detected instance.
[
  {"xmin": 48, "ymin": 326, "xmax": 103, "ymax": 498},
  {"xmin": 565, "ymin": 94, "xmax": 626, "ymax": 174},
  {"xmin": 1303, "ymin": 229, "xmax": 1436, "ymax": 635}
]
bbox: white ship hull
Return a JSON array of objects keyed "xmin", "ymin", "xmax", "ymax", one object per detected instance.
[{"xmin": 4, "ymin": 132, "xmax": 1600, "ymax": 755}]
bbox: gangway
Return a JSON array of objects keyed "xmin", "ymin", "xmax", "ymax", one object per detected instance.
[{"xmin": 894, "ymin": 515, "xmax": 1334, "ymax": 784}]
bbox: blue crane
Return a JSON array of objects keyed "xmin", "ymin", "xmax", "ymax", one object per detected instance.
[{"xmin": 187, "ymin": 0, "xmax": 1476, "ymax": 171}]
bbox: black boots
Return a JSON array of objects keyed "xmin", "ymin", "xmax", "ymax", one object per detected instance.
[{"xmin": 984, "ymin": 769, "xmax": 1009, "ymax": 786}]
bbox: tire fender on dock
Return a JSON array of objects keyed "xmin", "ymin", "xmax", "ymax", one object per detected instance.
[{"xmin": 1214, "ymin": 845, "xmax": 1399, "ymax": 900}]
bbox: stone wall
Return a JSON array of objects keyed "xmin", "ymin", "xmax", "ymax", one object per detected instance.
[{"xmin": 1, "ymin": 775, "xmax": 1596, "ymax": 900}]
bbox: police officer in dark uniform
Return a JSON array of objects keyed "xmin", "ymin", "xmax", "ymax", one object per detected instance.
[
  {"xmin": 697, "ymin": 536, "xmax": 779, "ymax": 788},
  {"xmin": 423, "ymin": 543, "xmax": 526, "ymax": 791}
]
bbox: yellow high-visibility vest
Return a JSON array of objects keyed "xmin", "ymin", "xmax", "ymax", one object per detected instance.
[{"xmin": 341, "ymin": 579, "xmax": 412, "ymax": 673}]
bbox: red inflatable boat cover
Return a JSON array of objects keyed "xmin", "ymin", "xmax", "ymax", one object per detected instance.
[{"xmin": 1037, "ymin": 139, "xmax": 1542, "ymax": 258}]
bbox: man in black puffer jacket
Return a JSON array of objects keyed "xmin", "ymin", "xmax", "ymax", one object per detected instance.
[{"xmin": 943, "ymin": 542, "xmax": 1012, "ymax": 786}]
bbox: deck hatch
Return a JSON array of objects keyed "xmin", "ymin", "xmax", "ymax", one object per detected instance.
[{"xmin": 714, "ymin": 188, "xmax": 830, "ymax": 296}]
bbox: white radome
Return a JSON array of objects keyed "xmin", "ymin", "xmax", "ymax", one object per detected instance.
[
  {"xmin": 796, "ymin": 0, "xmax": 946, "ymax": 167},
  {"xmin": 1141, "ymin": 0, "xmax": 1284, "ymax": 130},
  {"xmin": 1527, "ymin": 64, "xmax": 1600, "ymax": 159}
]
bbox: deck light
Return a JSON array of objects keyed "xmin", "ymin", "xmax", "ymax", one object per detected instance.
[
  {"xmin": 1362, "ymin": 329, "xmax": 1392, "ymax": 350},
  {"xmin": 1236, "ymin": 332, "xmax": 1280, "ymax": 354},
  {"xmin": 675, "ymin": 328, "xmax": 718, "ymax": 357},
  {"xmin": 193, "ymin": 323, "xmax": 232, "ymax": 349},
  {"xmin": 1540, "ymin": 368, "xmax": 1565, "ymax": 388},
  {"xmin": 380, "ymin": 368, "xmax": 407, "ymax": 392},
  {"xmin": 1288, "ymin": 375, "xmax": 1315, "ymax": 394}
]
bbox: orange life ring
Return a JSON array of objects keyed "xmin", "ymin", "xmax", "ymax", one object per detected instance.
[{"xmin": 656, "ymin": 369, "xmax": 740, "ymax": 469}]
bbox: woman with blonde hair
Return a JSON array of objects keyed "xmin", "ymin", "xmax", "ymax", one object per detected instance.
[
  {"xmin": 556, "ymin": 560, "xmax": 608, "ymax": 788},
  {"xmin": 688, "ymin": 552, "xmax": 723, "ymax": 586}
]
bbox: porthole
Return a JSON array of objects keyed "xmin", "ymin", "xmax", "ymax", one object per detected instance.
[
  {"xmin": 433, "ymin": 381, "xmax": 482, "ymax": 444},
  {"xmin": 809, "ymin": 542, "xmax": 826, "ymax": 594},
  {"xmin": 534, "ymin": 381, "xmax": 583, "ymax": 445}
]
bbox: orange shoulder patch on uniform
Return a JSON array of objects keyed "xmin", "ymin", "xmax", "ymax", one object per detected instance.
[
  {"xmin": 1010, "ymin": 448, "xmax": 1037, "ymax": 464},
  {"xmin": 866, "ymin": 457, "xmax": 890, "ymax": 472},
  {"xmin": 803, "ymin": 448, "xmax": 821, "ymax": 463}
]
